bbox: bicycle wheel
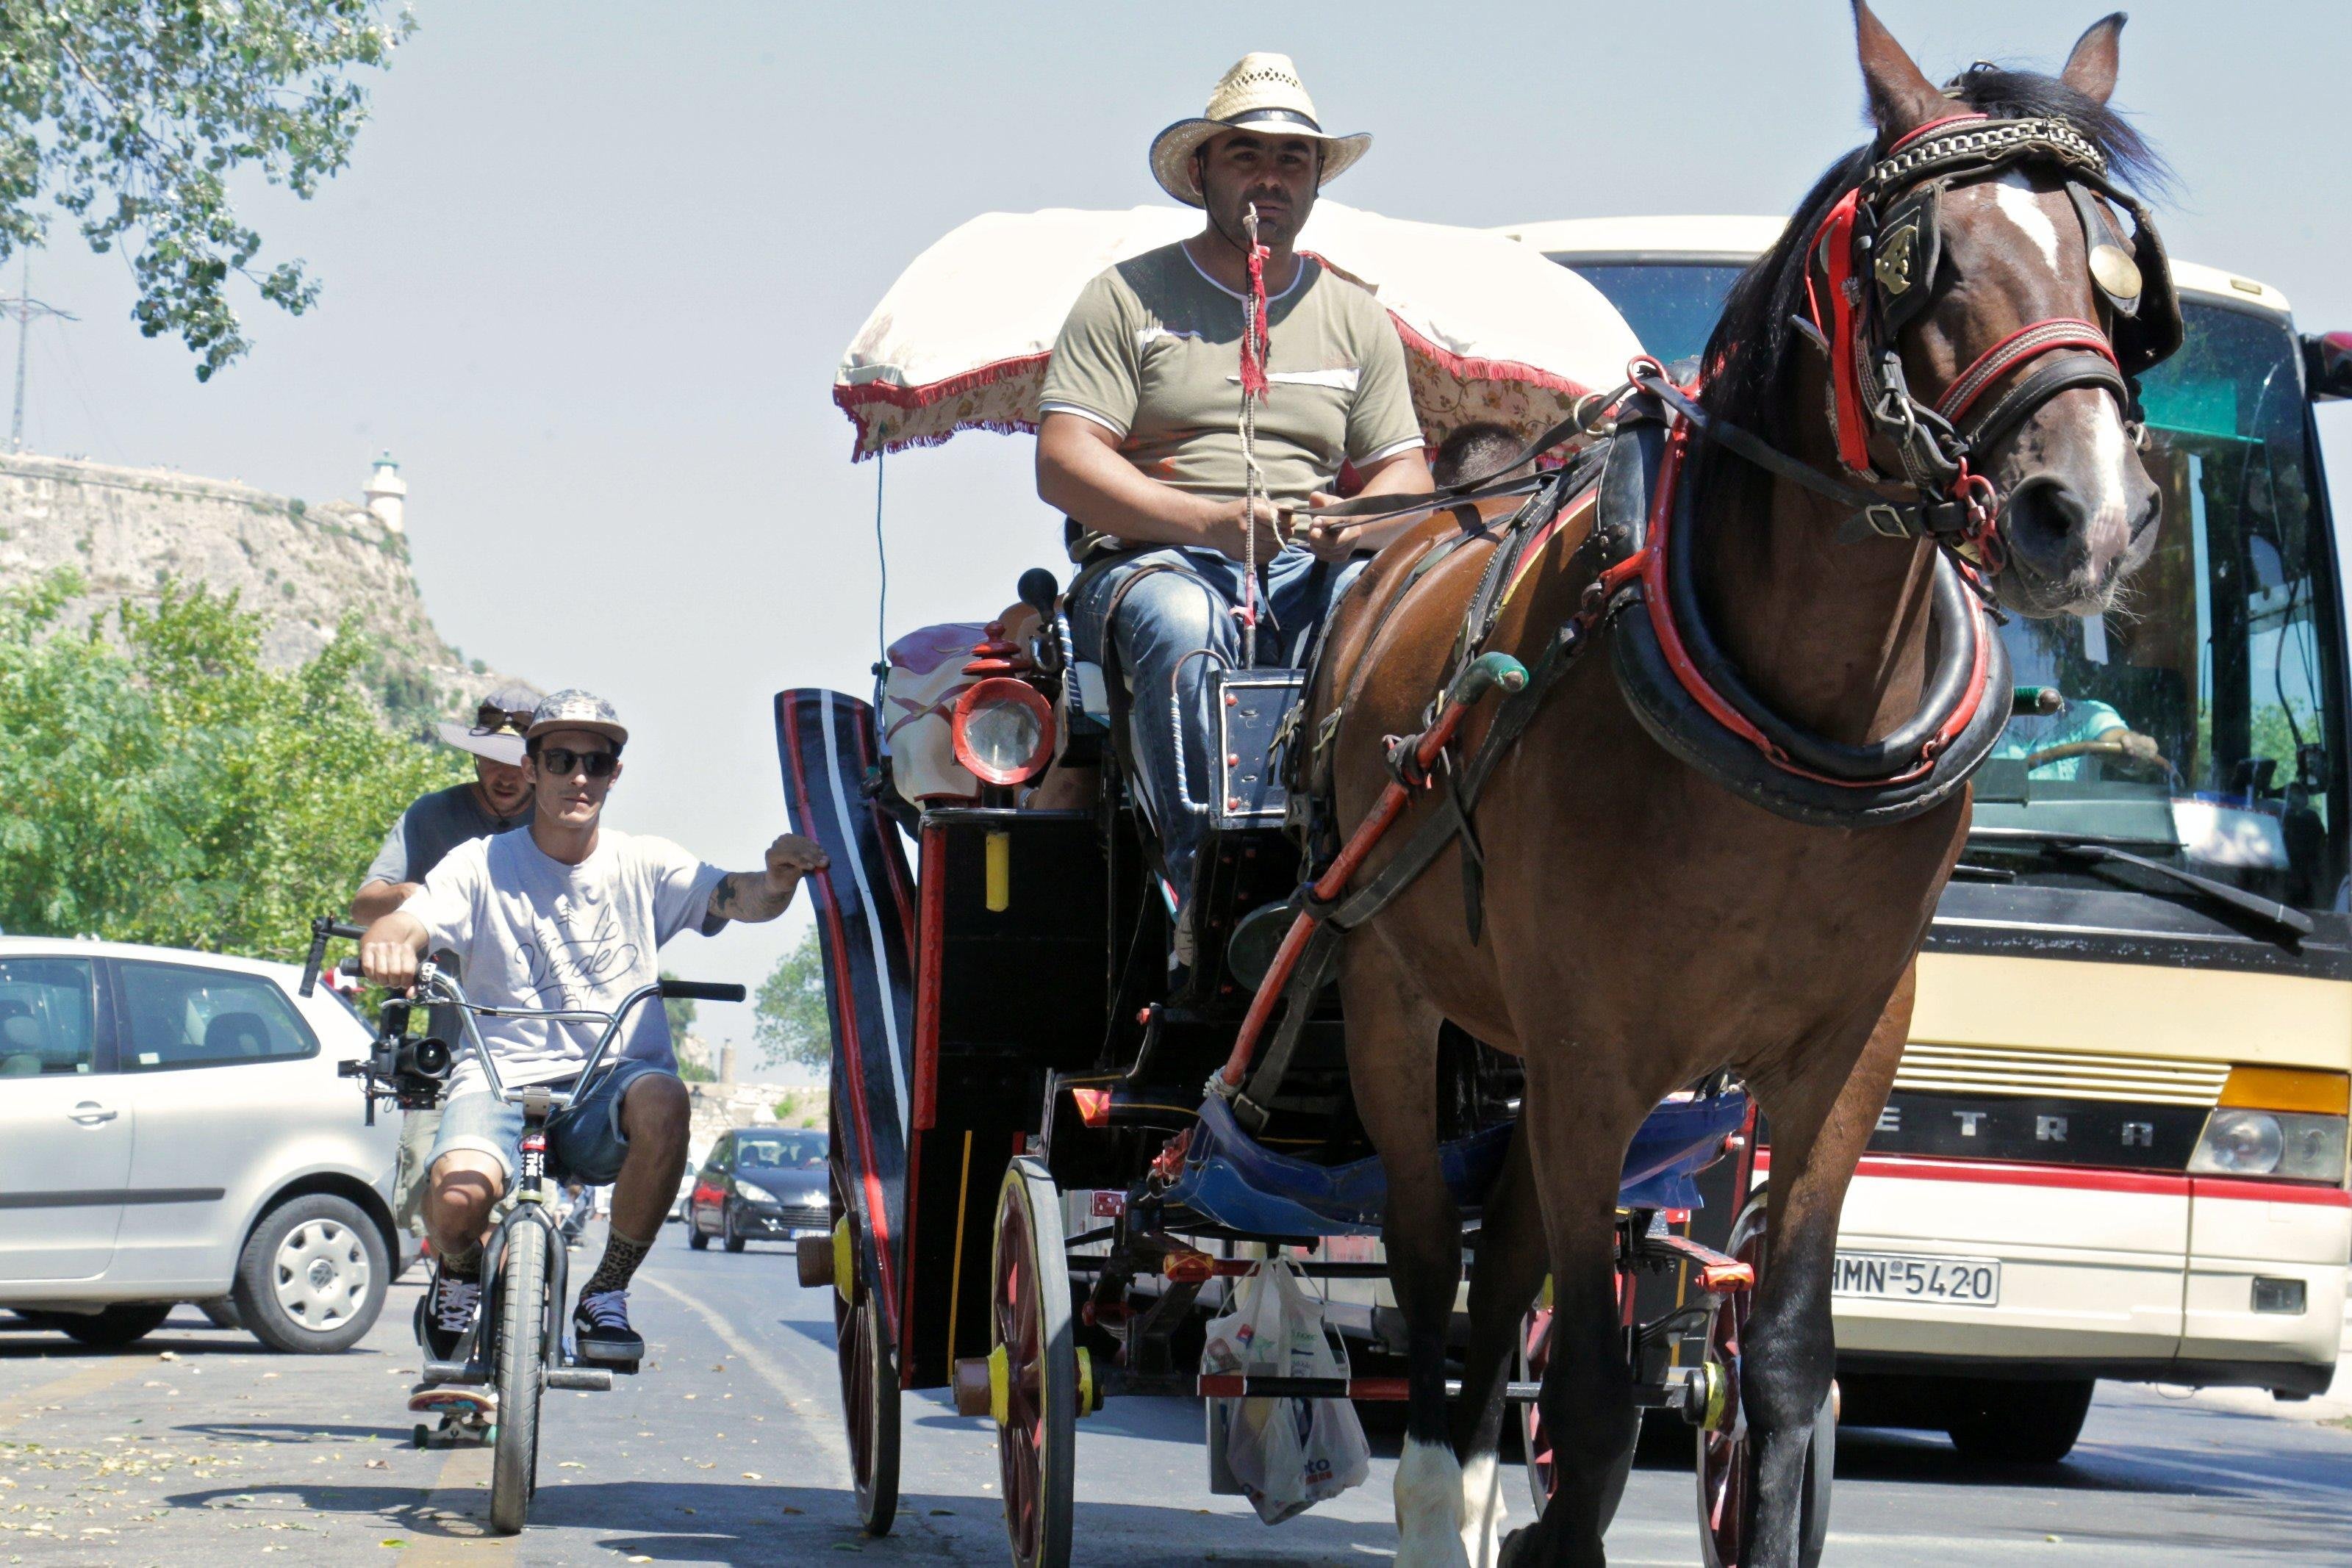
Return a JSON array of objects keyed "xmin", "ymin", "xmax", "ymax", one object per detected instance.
[{"xmin": 489, "ymin": 1220, "xmax": 549, "ymax": 1535}]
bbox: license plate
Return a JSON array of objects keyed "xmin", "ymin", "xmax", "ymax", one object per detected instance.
[{"xmin": 1832, "ymin": 1251, "xmax": 2001, "ymax": 1306}]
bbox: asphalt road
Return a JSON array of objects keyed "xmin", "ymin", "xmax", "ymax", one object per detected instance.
[{"xmin": 3, "ymin": 1226, "xmax": 2347, "ymax": 1567}]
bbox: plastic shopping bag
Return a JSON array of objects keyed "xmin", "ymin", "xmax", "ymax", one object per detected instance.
[{"xmin": 1200, "ymin": 1256, "xmax": 1372, "ymax": 1524}]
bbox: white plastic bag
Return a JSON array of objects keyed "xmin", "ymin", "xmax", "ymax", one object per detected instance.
[{"xmin": 1200, "ymin": 1256, "xmax": 1372, "ymax": 1524}]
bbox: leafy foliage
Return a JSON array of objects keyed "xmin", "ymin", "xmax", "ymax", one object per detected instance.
[
  {"xmin": 752, "ymin": 927, "xmax": 831, "ymax": 1073},
  {"xmin": 0, "ymin": 567, "xmax": 464, "ymax": 958},
  {"xmin": 659, "ymin": 967, "xmax": 698, "ymax": 1040},
  {"xmin": 0, "ymin": 2, "xmax": 412, "ymax": 378}
]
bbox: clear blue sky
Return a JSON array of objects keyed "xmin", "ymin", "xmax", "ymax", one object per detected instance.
[{"xmin": 12, "ymin": 1, "xmax": 2351, "ymax": 1060}]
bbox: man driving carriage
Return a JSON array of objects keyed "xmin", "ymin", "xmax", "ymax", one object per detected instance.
[{"xmin": 1036, "ymin": 52, "xmax": 1433, "ymax": 963}]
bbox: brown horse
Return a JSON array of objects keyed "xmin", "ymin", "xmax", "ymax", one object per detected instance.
[{"xmin": 1306, "ymin": 8, "xmax": 2168, "ymax": 1565}]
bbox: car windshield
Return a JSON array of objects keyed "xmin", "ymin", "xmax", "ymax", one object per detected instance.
[
  {"xmin": 735, "ymin": 1131, "xmax": 828, "ymax": 1170},
  {"xmin": 1562, "ymin": 258, "xmax": 2349, "ymax": 916}
]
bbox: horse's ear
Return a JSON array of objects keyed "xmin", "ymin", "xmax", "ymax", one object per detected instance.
[
  {"xmin": 2059, "ymin": 12, "xmax": 2127, "ymax": 105},
  {"xmin": 1852, "ymin": 0, "xmax": 1947, "ymax": 141}
]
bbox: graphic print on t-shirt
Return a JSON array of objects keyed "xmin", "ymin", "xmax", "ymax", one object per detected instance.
[{"xmin": 517, "ymin": 900, "xmax": 642, "ymax": 1008}]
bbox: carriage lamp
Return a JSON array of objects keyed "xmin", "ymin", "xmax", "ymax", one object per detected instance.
[
  {"xmin": 2188, "ymin": 1067, "xmax": 2351, "ymax": 1183},
  {"xmin": 951, "ymin": 677, "xmax": 1056, "ymax": 788}
]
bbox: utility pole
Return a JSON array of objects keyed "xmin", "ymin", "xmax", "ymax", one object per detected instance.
[{"xmin": 0, "ymin": 256, "xmax": 76, "ymax": 453}]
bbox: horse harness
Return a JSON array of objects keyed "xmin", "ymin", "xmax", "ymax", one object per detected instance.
[{"xmin": 1226, "ymin": 114, "xmax": 2184, "ymax": 1114}]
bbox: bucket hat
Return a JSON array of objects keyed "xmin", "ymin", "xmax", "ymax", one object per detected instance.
[
  {"xmin": 435, "ymin": 682, "xmax": 545, "ymax": 766},
  {"xmin": 1148, "ymin": 53, "xmax": 1370, "ymax": 209}
]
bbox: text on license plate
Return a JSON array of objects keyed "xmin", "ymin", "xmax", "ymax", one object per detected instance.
[{"xmin": 1832, "ymin": 1251, "xmax": 2001, "ymax": 1306}]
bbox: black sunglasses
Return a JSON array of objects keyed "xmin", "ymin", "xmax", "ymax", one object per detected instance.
[
  {"xmin": 472, "ymin": 703, "xmax": 536, "ymax": 737},
  {"xmin": 535, "ymin": 747, "xmax": 617, "ymax": 779}
]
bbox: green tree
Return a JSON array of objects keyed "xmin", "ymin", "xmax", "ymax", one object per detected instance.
[
  {"xmin": 0, "ymin": 2, "xmax": 412, "ymax": 379},
  {"xmin": 0, "ymin": 567, "xmax": 463, "ymax": 957},
  {"xmin": 753, "ymin": 928, "xmax": 831, "ymax": 1073}
]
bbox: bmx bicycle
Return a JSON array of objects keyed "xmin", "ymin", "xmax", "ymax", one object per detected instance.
[{"xmin": 301, "ymin": 916, "xmax": 745, "ymax": 1533}]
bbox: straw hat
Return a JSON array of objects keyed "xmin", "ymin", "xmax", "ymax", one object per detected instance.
[{"xmin": 1148, "ymin": 53, "xmax": 1371, "ymax": 209}]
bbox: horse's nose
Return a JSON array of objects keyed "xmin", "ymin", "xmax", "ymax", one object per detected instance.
[{"xmin": 2001, "ymin": 475, "xmax": 2090, "ymax": 580}]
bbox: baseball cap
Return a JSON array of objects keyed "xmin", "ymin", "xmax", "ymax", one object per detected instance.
[
  {"xmin": 524, "ymin": 688, "xmax": 629, "ymax": 747},
  {"xmin": 435, "ymin": 681, "xmax": 545, "ymax": 766}
]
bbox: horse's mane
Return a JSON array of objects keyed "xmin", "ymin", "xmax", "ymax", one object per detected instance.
[{"xmin": 1694, "ymin": 64, "xmax": 2169, "ymax": 497}]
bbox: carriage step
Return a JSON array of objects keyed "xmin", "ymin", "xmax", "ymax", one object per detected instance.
[
  {"xmin": 1639, "ymin": 1231, "xmax": 1754, "ymax": 1292},
  {"xmin": 1194, "ymin": 1375, "xmax": 1549, "ymax": 1403}
]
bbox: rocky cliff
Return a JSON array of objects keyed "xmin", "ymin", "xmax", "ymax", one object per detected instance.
[{"xmin": 0, "ymin": 450, "xmax": 499, "ymax": 730}]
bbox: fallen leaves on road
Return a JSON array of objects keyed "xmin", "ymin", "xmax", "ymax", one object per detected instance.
[{"xmin": 742, "ymin": 1471, "xmax": 761, "ymax": 1480}]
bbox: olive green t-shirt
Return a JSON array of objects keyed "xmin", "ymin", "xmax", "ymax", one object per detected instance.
[{"xmin": 1040, "ymin": 242, "xmax": 1423, "ymax": 558}]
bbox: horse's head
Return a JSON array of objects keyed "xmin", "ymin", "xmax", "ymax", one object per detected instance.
[{"xmin": 1852, "ymin": 4, "xmax": 2173, "ymax": 619}]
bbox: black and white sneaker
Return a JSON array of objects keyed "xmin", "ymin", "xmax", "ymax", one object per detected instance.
[
  {"xmin": 573, "ymin": 1287, "xmax": 643, "ymax": 1366},
  {"xmin": 420, "ymin": 1267, "xmax": 481, "ymax": 1363}
]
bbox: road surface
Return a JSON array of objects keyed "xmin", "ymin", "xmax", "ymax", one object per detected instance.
[{"xmin": 3, "ymin": 1226, "xmax": 2345, "ymax": 1565}]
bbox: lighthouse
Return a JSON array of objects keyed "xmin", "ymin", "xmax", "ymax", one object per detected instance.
[{"xmin": 363, "ymin": 451, "xmax": 408, "ymax": 534}]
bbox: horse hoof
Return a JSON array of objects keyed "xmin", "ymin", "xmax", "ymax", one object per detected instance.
[{"xmin": 1496, "ymin": 1525, "xmax": 1533, "ymax": 1568}]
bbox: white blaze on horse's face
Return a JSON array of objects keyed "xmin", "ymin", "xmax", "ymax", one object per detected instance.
[{"xmin": 1940, "ymin": 177, "xmax": 2159, "ymax": 617}]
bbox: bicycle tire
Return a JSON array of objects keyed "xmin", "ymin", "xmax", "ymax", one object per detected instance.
[{"xmin": 489, "ymin": 1221, "xmax": 548, "ymax": 1534}]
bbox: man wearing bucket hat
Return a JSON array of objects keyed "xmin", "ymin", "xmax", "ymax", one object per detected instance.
[
  {"xmin": 354, "ymin": 683, "xmax": 544, "ymax": 1245},
  {"xmin": 1037, "ymin": 51, "xmax": 1433, "ymax": 960},
  {"xmin": 352, "ymin": 683, "xmax": 544, "ymax": 924},
  {"xmin": 359, "ymin": 689, "xmax": 831, "ymax": 1370}
]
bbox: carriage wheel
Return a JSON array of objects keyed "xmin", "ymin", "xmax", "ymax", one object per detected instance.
[
  {"xmin": 831, "ymin": 1162, "xmax": 900, "ymax": 1535},
  {"xmin": 989, "ymin": 1154, "xmax": 1076, "ymax": 1568},
  {"xmin": 1518, "ymin": 1287, "xmax": 1554, "ymax": 1517},
  {"xmin": 1696, "ymin": 1199, "xmax": 1834, "ymax": 1568}
]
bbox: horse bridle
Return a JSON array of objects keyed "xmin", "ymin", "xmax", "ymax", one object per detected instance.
[{"xmin": 1803, "ymin": 111, "xmax": 2183, "ymax": 572}]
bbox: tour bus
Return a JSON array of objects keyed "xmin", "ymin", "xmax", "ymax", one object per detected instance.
[{"xmin": 1483, "ymin": 215, "xmax": 2352, "ymax": 1461}]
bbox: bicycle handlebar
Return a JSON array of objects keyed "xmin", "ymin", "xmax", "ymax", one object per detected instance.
[
  {"xmin": 659, "ymin": 979, "xmax": 747, "ymax": 1003},
  {"xmin": 300, "ymin": 916, "xmax": 367, "ymax": 997}
]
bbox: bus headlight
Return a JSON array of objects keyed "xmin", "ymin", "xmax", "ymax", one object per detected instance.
[
  {"xmin": 2188, "ymin": 1109, "xmax": 2347, "ymax": 1182},
  {"xmin": 952, "ymin": 677, "xmax": 1055, "ymax": 787}
]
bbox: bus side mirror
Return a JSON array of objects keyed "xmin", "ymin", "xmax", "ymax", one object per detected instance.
[{"xmin": 2303, "ymin": 331, "xmax": 2352, "ymax": 401}]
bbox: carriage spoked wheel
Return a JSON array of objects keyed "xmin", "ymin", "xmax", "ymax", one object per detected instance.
[
  {"xmin": 1518, "ymin": 1284, "xmax": 1555, "ymax": 1516},
  {"xmin": 831, "ymin": 1163, "xmax": 901, "ymax": 1536},
  {"xmin": 989, "ymin": 1155, "xmax": 1076, "ymax": 1568},
  {"xmin": 1697, "ymin": 1199, "xmax": 1835, "ymax": 1568}
]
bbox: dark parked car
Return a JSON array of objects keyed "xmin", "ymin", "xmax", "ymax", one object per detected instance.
[{"xmin": 685, "ymin": 1128, "xmax": 829, "ymax": 1254}]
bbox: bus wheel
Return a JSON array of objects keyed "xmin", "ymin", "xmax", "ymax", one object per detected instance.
[{"xmin": 1946, "ymin": 1378, "xmax": 2093, "ymax": 1465}]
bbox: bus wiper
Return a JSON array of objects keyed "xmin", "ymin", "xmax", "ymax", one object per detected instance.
[{"xmin": 1969, "ymin": 828, "xmax": 2314, "ymax": 943}]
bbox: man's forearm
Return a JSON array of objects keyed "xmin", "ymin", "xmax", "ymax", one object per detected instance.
[
  {"xmin": 351, "ymin": 880, "xmax": 420, "ymax": 924},
  {"xmin": 1338, "ymin": 449, "xmax": 1435, "ymax": 551},
  {"xmin": 706, "ymin": 869, "xmax": 795, "ymax": 925},
  {"xmin": 1037, "ymin": 416, "xmax": 1223, "ymax": 550}
]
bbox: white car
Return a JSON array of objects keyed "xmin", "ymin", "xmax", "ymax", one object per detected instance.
[{"xmin": 0, "ymin": 937, "xmax": 404, "ymax": 1353}]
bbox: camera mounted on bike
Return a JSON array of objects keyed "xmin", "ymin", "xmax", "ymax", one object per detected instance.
[{"xmin": 304, "ymin": 914, "xmax": 455, "ymax": 1126}]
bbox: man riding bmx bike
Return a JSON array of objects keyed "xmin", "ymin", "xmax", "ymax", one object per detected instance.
[{"xmin": 359, "ymin": 688, "xmax": 828, "ymax": 1371}]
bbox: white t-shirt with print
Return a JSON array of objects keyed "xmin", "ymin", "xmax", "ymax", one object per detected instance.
[{"xmin": 405, "ymin": 826, "xmax": 729, "ymax": 1093}]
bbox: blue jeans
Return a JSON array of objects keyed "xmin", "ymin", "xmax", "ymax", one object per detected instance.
[
  {"xmin": 426, "ymin": 1060, "xmax": 672, "ymax": 1188},
  {"xmin": 1068, "ymin": 544, "xmax": 1365, "ymax": 912}
]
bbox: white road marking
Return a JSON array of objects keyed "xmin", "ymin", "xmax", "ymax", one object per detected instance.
[{"xmin": 638, "ymin": 1270, "xmax": 853, "ymax": 1476}]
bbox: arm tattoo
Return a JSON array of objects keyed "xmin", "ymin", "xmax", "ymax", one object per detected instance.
[{"xmin": 706, "ymin": 868, "xmax": 790, "ymax": 927}]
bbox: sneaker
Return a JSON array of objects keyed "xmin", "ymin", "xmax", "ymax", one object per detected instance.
[
  {"xmin": 421, "ymin": 1268, "xmax": 481, "ymax": 1363},
  {"xmin": 573, "ymin": 1287, "xmax": 644, "ymax": 1365}
]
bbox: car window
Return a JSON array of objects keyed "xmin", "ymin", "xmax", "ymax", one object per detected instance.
[
  {"xmin": 0, "ymin": 957, "xmax": 99, "ymax": 1076},
  {"xmin": 115, "ymin": 960, "xmax": 318, "ymax": 1071},
  {"xmin": 734, "ymin": 1131, "xmax": 828, "ymax": 1170}
]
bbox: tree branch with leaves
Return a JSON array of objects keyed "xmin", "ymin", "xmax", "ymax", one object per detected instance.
[{"xmin": 0, "ymin": 1, "xmax": 412, "ymax": 378}]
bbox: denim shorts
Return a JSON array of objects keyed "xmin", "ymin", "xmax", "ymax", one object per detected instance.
[{"xmin": 425, "ymin": 1059, "xmax": 671, "ymax": 1187}]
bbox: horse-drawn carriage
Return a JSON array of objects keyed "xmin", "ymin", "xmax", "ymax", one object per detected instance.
[
  {"xmin": 780, "ymin": 15, "xmax": 2182, "ymax": 1562},
  {"xmin": 774, "ymin": 204, "xmax": 1799, "ymax": 1568}
]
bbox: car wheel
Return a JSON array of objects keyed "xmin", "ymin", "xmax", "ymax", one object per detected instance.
[
  {"xmin": 1946, "ymin": 1378, "xmax": 2095, "ymax": 1465},
  {"xmin": 688, "ymin": 1213, "xmax": 711, "ymax": 1251},
  {"xmin": 723, "ymin": 1204, "xmax": 747, "ymax": 1254},
  {"xmin": 57, "ymin": 1303, "xmax": 176, "ymax": 1348},
  {"xmin": 232, "ymin": 1193, "xmax": 390, "ymax": 1354},
  {"xmin": 197, "ymin": 1297, "xmax": 243, "ymax": 1331}
]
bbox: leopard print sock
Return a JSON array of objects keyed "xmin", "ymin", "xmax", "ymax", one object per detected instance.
[{"xmin": 583, "ymin": 1229, "xmax": 653, "ymax": 1295}]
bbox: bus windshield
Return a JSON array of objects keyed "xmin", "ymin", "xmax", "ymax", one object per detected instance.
[{"xmin": 1561, "ymin": 259, "xmax": 2349, "ymax": 916}]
